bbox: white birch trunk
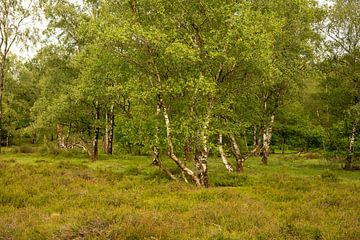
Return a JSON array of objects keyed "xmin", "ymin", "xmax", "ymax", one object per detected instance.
[
  {"xmin": 218, "ymin": 134, "xmax": 234, "ymax": 172},
  {"xmin": 345, "ymin": 121, "xmax": 357, "ymax": 170},
  {"xmin": 261, "ymin": 115, "xmax": 275, "ymax": 165},
  {"xmin": 195, "ymin": 114, "xmax": 210, "ymax": 187},
  {"xmin": 229, "ymin": 134, "xmax": 244, "ymax": 172},
  {"xmin": 56, "ymin": 124, "xmax": 66, "ymax": 148},
  {"xmin": 159, "ymin": 96, "xmax": 202, "ymax": 186}
]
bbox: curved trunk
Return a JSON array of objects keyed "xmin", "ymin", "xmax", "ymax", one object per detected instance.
[
  {"xmin": 159, "ymin": 95, "xmax": 202, "ymax": 186},
  {"xmin": 218, "ymin": 134, "xmax": 234, "ymax": 172},
  {"xmin": 229, "ymin": 134, "xmax": 244, "ymax": 173}
]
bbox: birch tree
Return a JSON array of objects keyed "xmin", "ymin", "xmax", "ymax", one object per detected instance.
[
  {"xmin": 320, "ymin": 0, "xmax": 360, "ymax": 169},
  {"xmin": 251, "ymin": 0, "xmax": 322, "ymax": 164},
  {"xmin": 0, "ymin": 0, "xmax": 39, "ymax": 151}
]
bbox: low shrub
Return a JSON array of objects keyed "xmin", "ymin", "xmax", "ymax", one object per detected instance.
[{"xmin": 211, "ymin": 173, "xmax": 250, "ymax": 187}]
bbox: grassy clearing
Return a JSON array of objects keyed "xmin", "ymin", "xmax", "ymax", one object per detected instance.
[{"xmin": 0, "ymin": 151, "xmax": 359, "ymax": 239}]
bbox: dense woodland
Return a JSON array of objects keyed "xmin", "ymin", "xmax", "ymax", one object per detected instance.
[{"xmin": 0, "ymin": 0, "xmax": 359, "ymax": 188}]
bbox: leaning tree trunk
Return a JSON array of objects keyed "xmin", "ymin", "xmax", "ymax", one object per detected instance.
[
  {"xmin": 261, "ymin": 115, "xmax": 275, "ymax": 165},
  {"xmin": 218, "ymin": 134, "xmax": 234, "ymax": 172},
  {"xmin": 152, "ymin": 103, "xmax": 178, "ymax": 180},
  {"xmin": 345, "ymin": 121, "xmax": 357, "ymax": 170},
  {"xmin": 230, "ymin": 134, "xmax": 244, "ymax": 172},
  {"xmin": 91, "ymin": 102, "xmax": 100, "ymax": 161},
  {"xmin": 159, "ymin": 95, "xmax": 202, "ymax": 186}
]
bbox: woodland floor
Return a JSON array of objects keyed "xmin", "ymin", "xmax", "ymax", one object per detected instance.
[{"xmin": 0, "ymin": 149, "xmax": 359, "ymax": 239}]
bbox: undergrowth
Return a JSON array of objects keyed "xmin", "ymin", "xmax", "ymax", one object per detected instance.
[{"xmin": 0, "ymin": 153, "xmax": 359, "ymax": 239}]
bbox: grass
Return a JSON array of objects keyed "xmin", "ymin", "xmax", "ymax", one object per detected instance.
[{"xmin": 0, "ymin": 150, "xmax": 359, "ymax": 239}]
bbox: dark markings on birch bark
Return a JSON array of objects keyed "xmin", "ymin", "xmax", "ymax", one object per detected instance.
[
  {"xmin": 261, "ymin": 115, "xmax": 275, "ymax": 165},
  {"xmin": 345, "ymin": 121, "xmax": 357, "ymax": 170},
  {"xmin": 158, "ymin": 94, "xmax": 202, "ymax": 186},
  {"xmin": 218, "ymin": 134, "xmax": 234, "ymax": 172}
]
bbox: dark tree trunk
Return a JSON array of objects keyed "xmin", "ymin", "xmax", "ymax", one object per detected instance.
[
  {"xmin": 243, "ymin": 130, "xmax": 248, "ymax": 152},
  {"xmin": 107, "ymin": 104, "xmax": 115, "ymax": 154},
  {"xmin": 91, "ymin": 102, "xmax": 100, "ymax": 161}
]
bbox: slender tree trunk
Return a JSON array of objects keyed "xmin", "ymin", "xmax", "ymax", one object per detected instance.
[
  {"xmin": 218, "ymin": 134, "xmax": 234, "ymax": 172},
  {"xmin": 107, "ymin": 104, "xmax": 114, "ymax": 154},
  {"xmin": 159, "ymin": 95, "xmax": 202, "ymax": 186},
  {"xmin": 56, "ymin": 124, "xmax": 65, "ymax": 148},
  {"xmin": 6, "ymin": 133, "xmax": 9, "ymax": 147},
  {"xmin": 195, "ymin": 115, "xmax": 210, "ymax": 187},
  {"xmin": 345, "ymin": 121, "xmax": 357, "ymax": 170},
  {"xmin": 230, "ymin": 134, "xmax": 244, "ymax": 172},
  {"xmin": 261, "ymin": 115, "xmax": 275, "ymax": 165},
  {"xmin": 243, "ymin": 130, "xmax": 248, "ymax": 152},
  {"xmin": 91, "ymin": 102, "xmax": 100, "ymax": 161},
  {"xmin": 152, "ymin": 103, "xmax": 178, "ymax": 180},
  {"xmin": 253, "ymin": 126, "xmax": 258, "ymax": 148},
  {"xmin": 104, "ymin": 110, "xmax": 108, "ymax": 152},
  {"xmin": 253, "ymin": 125, "xmax": 260, "ymax": 156},
  {"xmin": 152, "ymin": 104, "xmax": 161, "ymax": 166}
]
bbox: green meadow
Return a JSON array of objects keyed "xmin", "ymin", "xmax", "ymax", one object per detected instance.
[{"xmin": 0, "ymin": 150, "xmax": 359, "ymax": 240}]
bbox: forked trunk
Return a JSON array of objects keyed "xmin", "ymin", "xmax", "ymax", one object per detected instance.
[
  {"xmin": 345, "ymin": 121, "xmax": 357, "ymax": 170},
  {"xmin": 218, "ymin": 134, "xmax": 234, "ymax": 172},
  {"xmin": 152, "ymin": 104, "xmax": 178, "ymax": 181},
  {"xmin": 261, "ymin": 115, "xmax": 275, "ymax": 165}
]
